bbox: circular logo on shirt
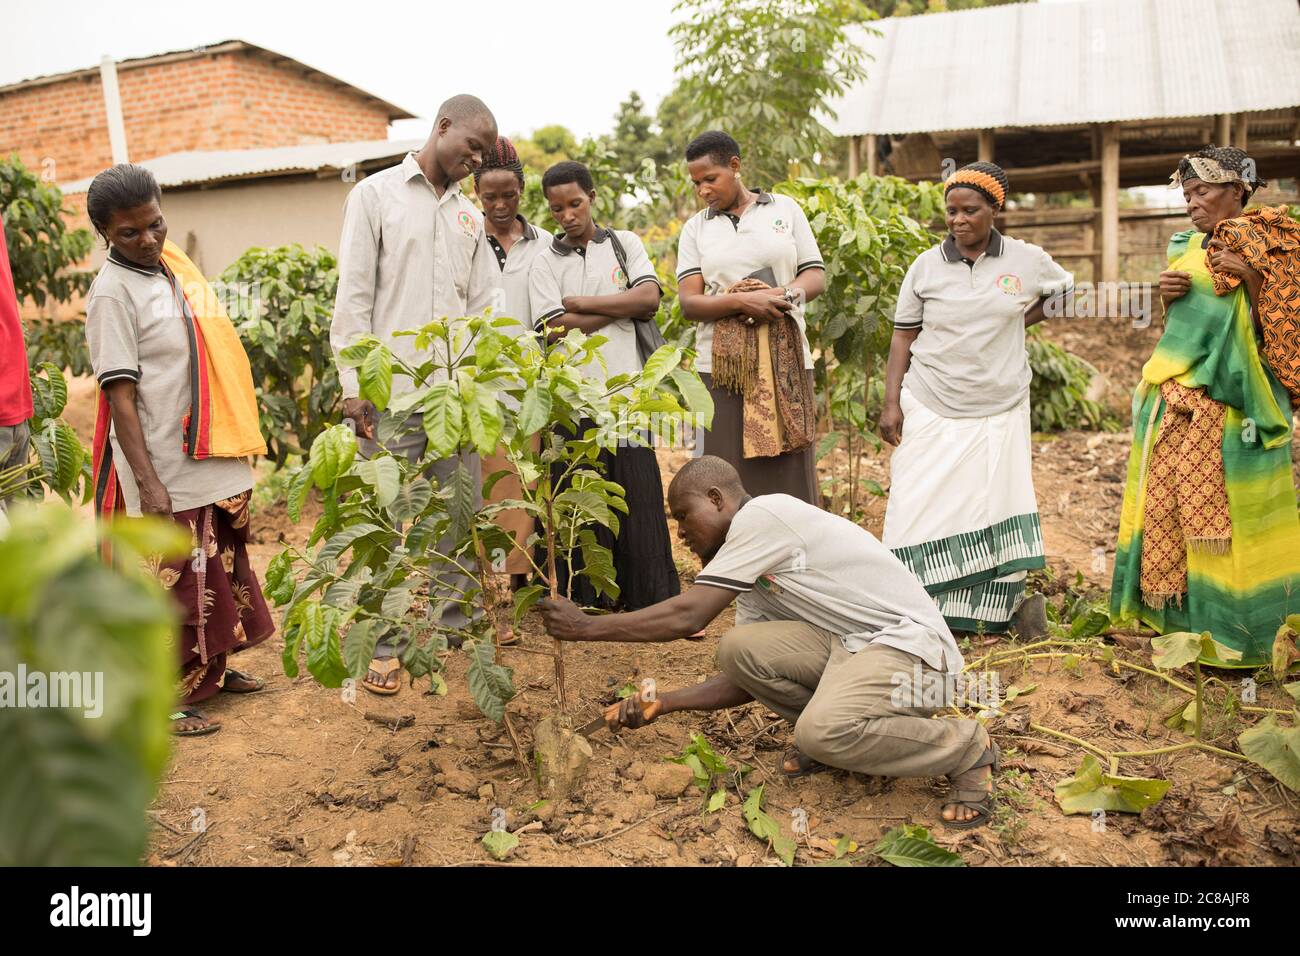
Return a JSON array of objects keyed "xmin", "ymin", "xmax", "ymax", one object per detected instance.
[
  {"xmin": 612, "ymin": 265, "xmax": 627, "ymax": 287},
  {"xmin": 457, "ymin": 210, "xmax": 475, "ymax": 236},
  {"xmin": 997, "ymin": 273, "xmax": 1022, "ymax": 295},
  {"xmin": 772, "ymin": 218, "xmax": 790, "ymax": 235}
]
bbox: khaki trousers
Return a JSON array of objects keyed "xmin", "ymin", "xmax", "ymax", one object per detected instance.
[{"xmin": 717, "ymin": 621, "xmax": 986, "ymax": 779}]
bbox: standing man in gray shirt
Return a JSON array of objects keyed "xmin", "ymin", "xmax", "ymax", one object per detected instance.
[
  {"xmin": 538, "ymin": 456, "xmax": 1001, "ymax": 830},
  {"xmin": 330, "ymin": 94, "xmax": 500, "ymax": 695}
]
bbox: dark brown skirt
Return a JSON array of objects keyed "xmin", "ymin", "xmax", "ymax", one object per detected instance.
[
  {"xmin": 700, "ymin": 372, "xmax": 819, "ymax": 505},
  {"xmin": 143, "ymin": 492, "xmax": 275, "ymax": 705}
]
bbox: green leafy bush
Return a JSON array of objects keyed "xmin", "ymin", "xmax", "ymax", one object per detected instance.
[
  {"xmin": 1026, "ymin": 329, "xmax": 1119, "ymax": 432},
  {"xmin": 265, "ymin": 314, "xmax": 712, "ymax": 725},
  {"xmin": 213, "ymin": 244, "xmax": 341, "ymax": 467},
  {"xmin": 23, "ymin": 363, "xmax": 91, "ymax": 504},
  {"xmin": 0, "ymin": 155, "xmax": 94, "ymax": 307},
  {"xmin": 24, "ymin": 318, "xmax": 91, "ymax": 377},
  {"xmin": 0, "ymin": 505, "xmax": 185, "ymax": 865}
]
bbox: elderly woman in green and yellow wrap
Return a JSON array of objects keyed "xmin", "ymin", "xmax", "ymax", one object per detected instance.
[{"xmin": 1110, "ymin": 146, "xmax": 1300, "ymax": 666}]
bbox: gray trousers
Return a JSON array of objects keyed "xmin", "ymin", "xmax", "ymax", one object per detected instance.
[
  {"xmin": 717, "ymin": 621, "xmax": 986, "ymax": 779},
  {"xmin": 0, "ymin": 422, "xmax": 30, "ymax": 511},
  {"xmin": 358, "ymin": 412, "xmax": 482, "ymax": 656}
]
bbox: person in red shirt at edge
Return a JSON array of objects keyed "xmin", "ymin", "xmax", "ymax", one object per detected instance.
[{"xmin": 0, "ymin": 218, "xmax": 34, "ymax": 510}]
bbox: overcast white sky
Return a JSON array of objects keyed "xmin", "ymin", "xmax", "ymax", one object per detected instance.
[{"xmin": 0, "ymin": 0, "xmax": 682, "ymax": 141}]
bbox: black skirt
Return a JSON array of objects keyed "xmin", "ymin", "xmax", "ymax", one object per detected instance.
[
  {"xmin": 548, "ymin": 421, "xmax": 681, "ymax": 611},
  {"xmin": 700, "ymin": 371, "xmax": 819, "ymax": 505}
]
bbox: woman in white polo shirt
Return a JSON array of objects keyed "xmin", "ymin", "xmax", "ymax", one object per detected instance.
[
  {"xmin": 881, "ymin": 162, "xmax": 1072, "ymax": 636},
  {"xmin": 676, "ymin": 131, "xmax": 826, "ymax": 504},
  {"xmin": 473, "ymin": 137, "xmax": 549, "ymax": 596}
]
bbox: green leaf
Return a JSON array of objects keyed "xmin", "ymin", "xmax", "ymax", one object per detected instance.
[
  {"xmin": 873, "ymin": 824, "xmax": 964, "ymax": 867},
  {"xmin": 343, "ymin": 620, "xmax": 382, "ymax": 680},
  {"xmin": 354, "ymin": 456, "xmax": 401, "ymax": 508},
  {"xmin": 286, "ymin": 464, "xmax": 313, "ymax": 521},
  {"xmin": 309, "ymin": 424, "xmax": 358, "ymax": 490},
  {"xmin": 446, "ymin": 462, "xmax": 476, "ymax": 545},
  {"xmin": 638, "ymin": 345, "xmax": 683, "ymax": 391},
  {"xmin": 1069, "ymin": 606, "xmax": 1111, "ymax": 640},
  {"xmin": 358, "ymin": 345, "xmax": 393, "ymax": 411},
  {"xmin": 303, "ymin": 605, "xmax": 349, "ymax": 687},
  {"xmin": 465, "ymin": 639, "xmax": 515, "ymax": 722},
  {"xmin": 1238, "ymin": 718, "xmax": 1300, "ymax": 791},
  {"xmin": 387, "ymin": 477, "xmax": 433, "ymax": 525},
  {"xmin": 512, "ymin": 584, "xmax": 545, "ymax": 625},
  {"xmin": 317, "ymin": 523, "xmax": 384, "ymax": 563},
  {"xmin": 1150, "ymin": 632, "xmax": 1206, "ymax": 670},
  {"xmin": 422, "ymin": 383, "xmax": 464, "ymax": 458},
  {"xmin": 705, "ymin": 789, "xmax": 727, "ymax": 814},
  {"xmin": 815, "ymin": 430, "xmax": 844, "ymax": 462},
  {"xmin": 465, "ymin": 383, "xmax": 503, "ymax": 454},
  {"xmin": 1054, "ymin": 755, "xmax": 1171, "ymax": 814},
  {"xmin": 381, "ymin": 580, "xmax": 418, "ymax": 619},
  {"xmin": 481, "ymin": 830, "xmax": 519, "ymax": 861},
  {"xmin": 668, "ymin": 367, "xmax": 714, "ymax": 428},
  {"xmin": 517, "ymin": 386, "xmax": 553, "ymax": 436},
  {"xmin": 741, "ymin": 785, "xmax": 795, "ymax": 866}
]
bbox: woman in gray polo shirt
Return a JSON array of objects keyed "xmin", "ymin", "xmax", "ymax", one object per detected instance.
[
  {"xmin": 881, "ymin": 162, "xmax": 1072, "ymax": 636},
  {"xmin": 84, "ymin": 164, "xmax": 273, "ymax": 737},
  {"xmin": 676, "ymin": 131, "xmax": 826, "ymax": 504}
]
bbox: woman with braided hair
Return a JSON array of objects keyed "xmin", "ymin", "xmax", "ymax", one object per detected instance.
[
  {"xmin": 881, "ymin": 162, "xmax": 1073, "ymax": 637},
  {"xmin": 472, "ymin": 137, "xmax": 550, "ymax": 599},
  {"xmin": 1110, "ymin": 146, "xmax": 1300, "ymax": 666}
]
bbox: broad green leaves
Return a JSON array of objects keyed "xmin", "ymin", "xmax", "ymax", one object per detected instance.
[
  {"xmin": 1151, "ymin": 631, "xmax": 1242, "ymax": 670},
  {"xmin": 358, "ymin": 345, "xmax": 393, "ymax": 411},
  {"xmin": 1238, "ymin": 718, "xmax": 1300, "ymax": 792},
  {"xmin": 669, "ymin": 733, "xmax": 730, "ymax": 788},
  {"xmin": 0, "ymin": 505, "xmax": 177, "ymax": 865},
  {"xmin": 481, "ymin": 829, "xmax": 518, "ymax": 861},
  {"xmin": 465, "ymin": 639, "xmax": 515, "ymax": 723},
  {"xmin": 308, "ymin": 424, "xmax": 357, "ymax": 490},
  {"xmin": 354, "ymin": 456, "xmax": 401, "ymax": 508},
  {"xmin": 873, "ymin": 824, "xmax": 964, "ymax": 868},
  {"xmin": 1054, "ymin": 756, "xmax": 1171, "ymax": 814},
  {"xmin": 742, "ymin": 785, "xmax": 796, "ymax": 867}
]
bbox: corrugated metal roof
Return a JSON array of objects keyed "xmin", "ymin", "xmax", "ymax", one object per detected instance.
[
  {"xmin": 825, "ymin": 0, "xmax": 1300, "ymax": 136},
  {"xmin": 61, "ymin": 139, "xmax": 425, "ymax": 194}
]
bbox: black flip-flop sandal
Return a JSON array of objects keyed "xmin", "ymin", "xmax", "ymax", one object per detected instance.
[
  {"xmin": 782, "ymin": 748, "xmax": 829, "ymax": 778},
  {"xmin": 171, "ymin": 709, "xmax": 221, "ymax": 737},
  {"xmin": 221, "ymin": 668, "xmax": 265, "ymax": 693},
  {"xmin": 942, "ymin": 742, "xmax": 1001, "ymax": 830}
]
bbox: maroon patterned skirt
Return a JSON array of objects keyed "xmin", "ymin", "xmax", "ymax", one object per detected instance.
[{"xmin": 144, "ymin": 492, "xmax": 274, "ymax": 704}]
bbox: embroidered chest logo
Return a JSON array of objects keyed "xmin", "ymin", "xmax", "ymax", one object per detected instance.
[
  {"xmin": 771, "ymin": 218, "xmax": 790, "ymax": 236},
  {"xmin": 997, "ymin": 273, "xmax": 1022, "ymax": 295},
  {"xmin": 612, "ymin": 265, "xmax": 627, "ymax": 287},
  {"xmin": 457, "ymin": 210, "xmax": 476, "ymax": 237}
]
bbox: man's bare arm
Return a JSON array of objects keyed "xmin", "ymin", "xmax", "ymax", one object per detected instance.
[{"xmin": 539, "ymin": 585, "xmax": 737, "ymax": 644}]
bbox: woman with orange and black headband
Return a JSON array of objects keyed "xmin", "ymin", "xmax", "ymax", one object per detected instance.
[{"xmin": 880, "ymin": 162, "xmax": 1073, "ymax": 638}]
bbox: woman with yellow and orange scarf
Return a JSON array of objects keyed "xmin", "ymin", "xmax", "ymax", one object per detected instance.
[{"xmin": 86, "ymin": 164, "xmax": 273, "ymax": 736}]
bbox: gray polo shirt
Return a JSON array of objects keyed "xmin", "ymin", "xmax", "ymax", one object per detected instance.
[
  {"xmin": 675, "ymin": 190, "xmax": 824, "ymax": 373},
  {"xmin": 331, "ymin": 153, "xmax": 499, "ymax": 398},
  {"xmin": 86, "ymin": 253, "xmax": 255, "ymax": 516},
  {"xmin": 894, "ymin": 230, "xmax": 1073, "ymax": 419},
  {"xmin": 529, "ymin": 227, "xmax": 662, "ymax": 381},
  {"xmin": 696, "ymin": 494, "xmax": 963, "ymax": 673},
  {"xmin": 481, "ymin": 216, "xmax": 551, "ymax": 339}
]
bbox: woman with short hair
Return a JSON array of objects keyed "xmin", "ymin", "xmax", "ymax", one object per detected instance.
[
  {"xmin": 881, "ymin": 162, "xmax": 1073, "ymax": 636},
  {"xmin": 1110, "ymin": 146, "xmax": 1300, "ymax": 665},
  {"xmin": 85, "ymin": 163, "xmax": 273, "ymax": 735},
  {"xmin": 675, "ymin": 130, "xmax": 825, "ymax": 504}
]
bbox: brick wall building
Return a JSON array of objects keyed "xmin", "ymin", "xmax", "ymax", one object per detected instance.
[{"xmin": 0, "ymin": 39, "xmax": 413, "ymax": 192}]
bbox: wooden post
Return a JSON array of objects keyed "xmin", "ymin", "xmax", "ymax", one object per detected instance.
[
  {"xmin": 1100, "ymin": 123, "xmax": 1121, "ymax": 285},
  {"xmin": 865, "ymin": 134, "xmax": 878, "ymax": 177},
  {"xmin": 978, "ymin": 129, "xmax": 995, "ymax": 164},
  {"xmin": 848, "ymin": 135, "xmax": 861, "ymax": 179},
  {"xmin": 1215, "ymin": 113, "xmax": 1231, "ymax": 147},
  {"xmin": 1233, "ymin": 113, "xmax": 1249, "ymax": 150}
]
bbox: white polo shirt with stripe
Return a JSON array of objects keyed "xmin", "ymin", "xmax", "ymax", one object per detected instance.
[
  {"xmin": 528, "ymin": 227, "xmax": 662, "ymax": 381},
  {"xmin": 696, "ymin": 494, "xmax": 964, "ymax": 673},
  {"xmin": 675, "ymin": 190, "xmax": 825, "ymax": 373}
]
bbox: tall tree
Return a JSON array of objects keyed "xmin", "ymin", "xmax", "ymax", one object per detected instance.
[
  {"xmin": 609, "ymin": 91, "xmax": 660, "ymax": 176},
  {"xmin": 670, "ymin": 0, "xmax": 872, "ymax": 185}
]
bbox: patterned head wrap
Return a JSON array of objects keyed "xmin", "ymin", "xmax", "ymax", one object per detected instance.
[
  {"xmin": 943, "ymin": 161, "xmax": 1009, "ymax": 208},
  {"xmin": 473, "ymin": 136, "xmax": 525, "ymax": 188},
  {"xmin": 1170, "ymin": 146, "xmax": 1266, "ymax": 198}
]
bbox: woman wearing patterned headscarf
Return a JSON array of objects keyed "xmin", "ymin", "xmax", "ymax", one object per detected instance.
[
  {"xmin": 1111, "ymin": 146, "xmax": 1300, "ymax": 666},
  {"xmin": 881, "ymin": 162, "xmax": 1074, "ymax": 637}
]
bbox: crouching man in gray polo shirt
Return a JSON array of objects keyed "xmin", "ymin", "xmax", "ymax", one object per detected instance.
[{"xmin": 538, "ymin": 455, "xmax": 1000, "ymax": 829}]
